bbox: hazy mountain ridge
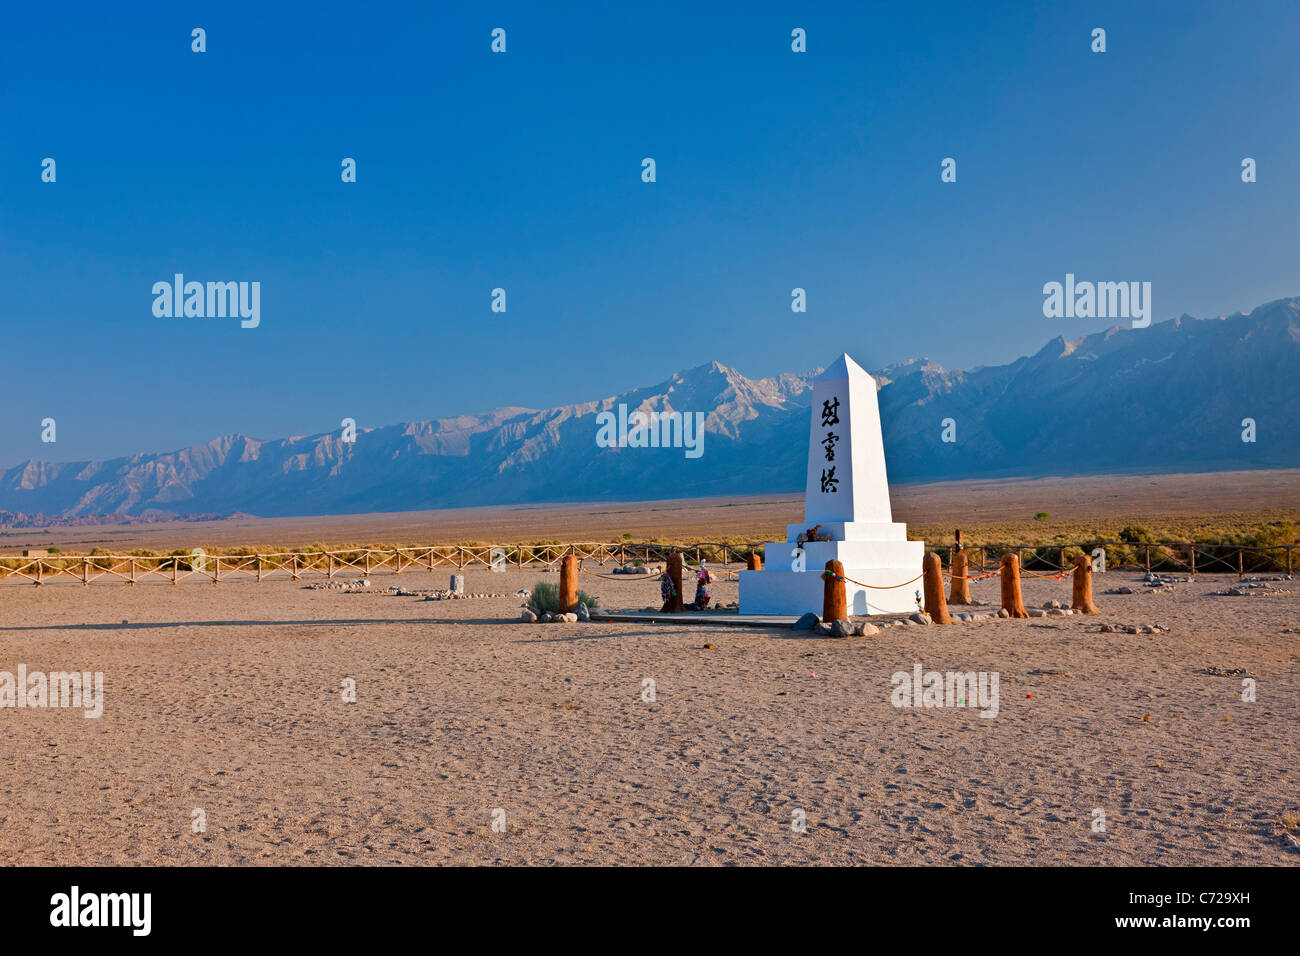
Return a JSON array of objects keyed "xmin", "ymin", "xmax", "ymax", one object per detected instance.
[{"xmin": 3, "ymin": 298, "xmax": 1297, "ymax": 519}]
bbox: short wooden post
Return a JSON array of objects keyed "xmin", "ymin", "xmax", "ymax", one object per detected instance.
[
  {"xmin": 661, "ymin": 553, "xmax": 685, "ymax": 613},
  {"xmin": 172, "ymin": 558, "xmax": 179, "ymax": 585},
  {"xmin": 82, "ymin": 557, "xmax": 90, "ymax": 587},
  {"xmin": 213, "ymin": 555, "xmax": 221, "ymax": 583},
  {"xmin": 1000, "ymin": 554, "xmax": 1028, "ymax": 618},
  {"xmin": 1238, "ymin": 549, "xmax": 1244, "ymax": 580},
  {"xmin": 291, "ymin": 553, "xmax": 300, "ymax": 581},
  {"xmin": 1287, "ymin": 546, "xmax": 1293, "ymax": 576},
  {"xmin": 1070, "ymin": 554, "xmax": 1099, "ymax": 614},
  {"xmin": 949, "ymin": 548, "xmax": 971, "ymax": 605},
  {"xmin": 923, "ymin": 552, "xmax": 952, "ymax": 623},
  {"xmin": 256, "ymin": 556, "xmax": 263, "ymax": 582},
  {"xmin": 822, "ymin": 560, "xmax": 847, "ymax": 622},
  {"xmin": 129, "ymin": 558, "xmax": 136, "ymax": 586},
  {"xmin": 559, "ymin": 554, "xmax": 579, "ymax": 614},
  {"xmin": 327, "ymin": 552, "xmax": 334, "ymax": 579},
  {"xmin": 35, "ymin": 559, "xmax": 43, "ymax": 587},
  {"xmin": 1189, "ymin": 546, "xmax": 1196, "ymax": 575},
  {"xmin": 747, "ymin": 553, "xmax": 762, "ymax": 570}
]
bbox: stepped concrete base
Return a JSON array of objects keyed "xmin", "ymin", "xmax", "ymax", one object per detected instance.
[
  {"xmin": 739, "ymin": 567, "xmax": 923, "ymax": 616},
  {"xmin": 740, "ymin": 538, "xmax": 926, "ymax": 616}
]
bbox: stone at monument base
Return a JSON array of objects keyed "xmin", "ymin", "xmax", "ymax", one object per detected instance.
[{"xmin": 739, "ymin": 538, "xmax": 925, "ymax": 616}]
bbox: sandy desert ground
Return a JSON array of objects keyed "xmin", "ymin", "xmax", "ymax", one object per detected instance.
[{"xmin": 0, "ymin": 566, "xmax": 1296, "ymax": 866}]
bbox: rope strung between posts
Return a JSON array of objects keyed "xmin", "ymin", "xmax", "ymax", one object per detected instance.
[
  {"xmin": 579, "ymin": 556, "xmax": 1065, "ymax": 592},
  {"xmin": 822, "ymin": 571, "xmax": 926, "ymax": 590},
  {"xmin": 828, "ymin": 563, "xmax": 1073, "ymax": 591},
  {"xmin": 944, "ymin": 570, "xmax": 1000, "ymax": 582},
  {"xmin": 947, "ymin": 564, "xmax": 1071, "ymax": 580}
]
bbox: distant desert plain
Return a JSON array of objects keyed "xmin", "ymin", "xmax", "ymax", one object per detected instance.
[{"xmin": 3, "ymin": 469, "xmax": 1298, "ymax": 555}]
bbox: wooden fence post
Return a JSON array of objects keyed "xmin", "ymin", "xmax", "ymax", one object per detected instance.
[
  {"xmin": 1070, "ymin": 554, "xmax": 1099, "ymax": 614},
  {"xmin": 559, "ymin": 555, "xmax": 579, "ymax": 614},
  {"xmin": 1000, "ymin": 554, "xmax": 1028, "ymax": 618},
  {"xmin": 949, "ymin": 548, "xmax": 971, "ymax": 605},
  {"xmin": 661, "ymin": 553, "xmax": 685, "ymax": 613},
  {"xmin": 923, "ymin": 553, "xmax": 951, "ymax": 623},
  {"xmin": 822, "ymin": 560, "xmax": 847, "ymax": 622}
]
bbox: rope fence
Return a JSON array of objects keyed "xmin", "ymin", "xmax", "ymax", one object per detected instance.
[
  {"xmin": 827, "ymin": 571, "xmax": 926, "ymax": 590},
  {"xmin": 0, "ymin": 539, "xmax": 1293, "ymax": 587}
]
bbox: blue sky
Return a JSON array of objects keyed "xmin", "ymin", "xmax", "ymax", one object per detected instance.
[{"xmin": 2, "ymin": 0, "xmax": 1298, "ymax": 467}]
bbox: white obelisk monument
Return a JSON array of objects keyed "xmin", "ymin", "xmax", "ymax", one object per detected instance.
[{"xmin": 738, "ymin": 353, "xmax": 924, "ymax": 616}]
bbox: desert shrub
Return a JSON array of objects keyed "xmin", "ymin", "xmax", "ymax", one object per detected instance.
[
  {"xmin": 528, "ymin": 580, "xmax": 598, "ymax": 612},
  {"xmin": 85, "ymin": 547, "xmax": 115, "ymax": 570},
  {"xmin": 1034, "ymin": 512, "xmax": 1049, "ymax": 521},
  {"xmin": 1118, "ymin": 525, "xmax": 1154, "ymax": 544}
]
